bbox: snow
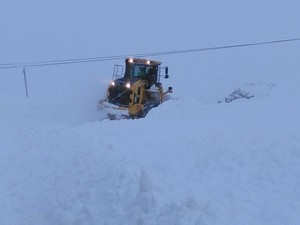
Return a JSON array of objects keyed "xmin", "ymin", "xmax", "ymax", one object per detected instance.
[
  {"xmin": 1, "ymin": 1, "xmax": 300, "ymax": 225},
  {"xmin": 1, "ymin": 70, "xmax": 300, "ymax": 225}
]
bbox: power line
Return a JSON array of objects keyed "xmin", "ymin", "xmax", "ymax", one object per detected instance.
[{"xmin": 1, "ymin": 37, "xmax": 300, "ymax": 70}]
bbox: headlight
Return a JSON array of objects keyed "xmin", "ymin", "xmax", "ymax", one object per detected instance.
[
  {"xmin": 110, "ymin": 81, "xmax": 115, "ymax": 86},
  {"xmin": 125, "ymin": 82, "xmax": 131, "ymax": 89}
]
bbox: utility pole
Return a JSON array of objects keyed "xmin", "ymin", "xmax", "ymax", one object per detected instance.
[{"xmin": 22, "ymin": 68, "xmax": 29, "ymax": 98}]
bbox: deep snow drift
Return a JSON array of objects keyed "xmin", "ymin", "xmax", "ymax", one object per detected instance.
[{"xmin": 1, "ymin": 62, "xmax": 300, "ymax": 225}]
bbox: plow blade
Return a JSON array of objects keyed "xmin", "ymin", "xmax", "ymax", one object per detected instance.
[{"xmin": 99, "ymin": 100, "xmax": 130, "ymax": 120}]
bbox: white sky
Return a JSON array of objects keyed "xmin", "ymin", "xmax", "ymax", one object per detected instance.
[{"xmin": 1, "ymin": 0, "xmax": 300, "ymax": 62}]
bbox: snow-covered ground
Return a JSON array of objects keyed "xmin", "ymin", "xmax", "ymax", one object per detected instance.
[
  {"xmin": 1, "ymin": 61, "xmax": 300, "ymax": 225},
  {"xmin": 1, "ymin": 1, "xmax": 300, "ymax": 225}
]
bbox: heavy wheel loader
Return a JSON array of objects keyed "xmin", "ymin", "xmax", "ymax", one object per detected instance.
[{"xmin": 99, "ymin": 58, "xmax": 172, "ymax": 119}]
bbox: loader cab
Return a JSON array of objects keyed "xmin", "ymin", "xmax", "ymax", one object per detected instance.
[{"xmin": 124, "ymin": 58, "xmax": 160, "ymax": 87}]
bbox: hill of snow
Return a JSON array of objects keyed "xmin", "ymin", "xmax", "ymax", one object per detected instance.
[
  {"xmin": 1, "ymin": 1, "xmax": 300, "ymax": 225},
  {"xmin": 1, "ymin": 63, "xmax": 300, "ymax": 225}
]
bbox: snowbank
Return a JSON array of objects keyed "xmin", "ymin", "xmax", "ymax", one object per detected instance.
[{"xmin": 1, "ymin": 73, "xmax": 300, "ymax": 225}]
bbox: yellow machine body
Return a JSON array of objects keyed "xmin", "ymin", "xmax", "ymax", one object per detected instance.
[{"xmin": 100, "ymin": 58, "xmax": 172, "ymax": 119}]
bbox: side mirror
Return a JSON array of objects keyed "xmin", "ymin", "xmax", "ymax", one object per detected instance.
[{"xmin": 165, "ymin": 67, "xmax": 169, "ymax": 79}]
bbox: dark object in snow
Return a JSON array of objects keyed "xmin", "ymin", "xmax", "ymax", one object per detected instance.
[{"xmin": 224, "ymin": 89, "xmax": 254, "ymax": 103}]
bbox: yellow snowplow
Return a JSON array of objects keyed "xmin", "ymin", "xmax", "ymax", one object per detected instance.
[{"xmin": 99, "ymin": 58, "xmax": 172, "ymax": 119}]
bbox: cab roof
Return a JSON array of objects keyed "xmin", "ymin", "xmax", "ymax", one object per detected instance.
[{"xmin": 125, "ymin": 58, "xmax": 161, "ymax": 66}]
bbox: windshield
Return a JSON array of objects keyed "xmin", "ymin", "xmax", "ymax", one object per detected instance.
[{"xmin": 129, "ymin": 64, "xmax": 157, "ymax": 78}]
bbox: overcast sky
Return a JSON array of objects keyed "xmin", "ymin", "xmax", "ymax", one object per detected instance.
[{"xmin": 1, "ymin": 0, "xmax": 300, "ymax": 61}]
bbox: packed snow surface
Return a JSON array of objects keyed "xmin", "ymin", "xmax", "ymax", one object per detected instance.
[
  {"xmin": 1, "ymin": 1, "xmax": 300, "ymax": 225},
  {"xmin": 1, "ymin": 67, "xmax": 300, "ymax": 225}
]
